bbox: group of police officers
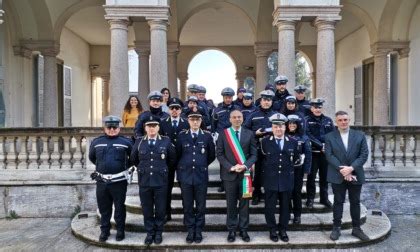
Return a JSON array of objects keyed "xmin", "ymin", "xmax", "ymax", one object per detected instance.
[{"xmin": 89, "ymin": 74, "xmax": 335, "ymax": 245}]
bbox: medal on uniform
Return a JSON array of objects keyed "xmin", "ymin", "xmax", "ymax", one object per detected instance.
[
  {"xmin": 201, "ymin": 147, "xmax": 205, "ymax": 154},
  {"xmin": 161, "ymin": 153, "xmax": 165, "ymax": 159}
]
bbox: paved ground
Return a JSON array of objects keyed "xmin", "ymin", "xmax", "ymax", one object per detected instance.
[{"xmin": 0, "ymin": 215, "xmax": 418, "ymax": 252}]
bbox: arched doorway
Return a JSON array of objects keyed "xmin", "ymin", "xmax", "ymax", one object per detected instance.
[{"xmin": 187, "ymin": 49, "xmax": 237, "ymax": 104}]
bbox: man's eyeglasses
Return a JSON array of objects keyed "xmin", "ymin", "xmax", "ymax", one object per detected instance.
[
  {"xmin": 170, "ymin": 107, "xmax": 181, "ymax": 110},
  {"xmin": 106, "ymin": 126, "xmax": 119, "ymax": 130}
]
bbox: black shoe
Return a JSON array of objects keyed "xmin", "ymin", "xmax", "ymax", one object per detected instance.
[
  {"xmin": 330, "ymin": 227, "xmax": 341, "ymax": 241},
  {"xmin": 293, "ymin": 216, "xmax": 301, "ymax": 224},
  {"xmin": 116, "ymin": 231, "xmax": 125, "ymax": 241},
  {"xmin": 239, "ymin": 231, "xmax": 250, "ymax": 242},
  {"xmin": 154, "ymin": 233, "xmax": 163, "ymax": 244},
  {"xmin": 186, "ymin": 232, "xmax": 194, "ymax": 244},
  {"xmin": 306, "ymin": 199, "xmax": 314, "ymax": 208},
  {"xmin": 352, "ymin": 227, "xmax": 370, "ymax": 241},
  {"xmin": 279, "ymin": 230, "xmax": 289, "ymax": 242},
  {"xmin": 320, "ymin": 199, "xmax": 333, "ymax": 208},
  {"xmin": 144, "ymin": 234, "xmax": 154, "ymax": 245},
  {"xmin": 99, "ymin": 231, "xmax": 110, "ymax": 242},
  {"xmin": 164, "ymin": 214, "xmax": 172, "ymax": 223},
  {"xmin": 269, "ymin": 230, "xmax": 279, "ymax": 242},
  {"xmin": 227, "ymin": 231, "xmax": 236, "ymax": 242},
  {"xmin": 194, "ymin": 232, "xmax": 203, "ymax": 243},
  {"xmin": 217, "ymin": 185, "xmax": 225, "ymax": 192}
]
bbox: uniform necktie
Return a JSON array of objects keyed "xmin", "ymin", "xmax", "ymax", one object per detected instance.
[
  {"xmin": 149, "ymin": 139, "xmax": 155, "ymax": 147},
  {"xmin": 277, "ymin": 139, "xmax": 283, "ymax": 151},
  {"xmin": 172, "ymin": 120, "xmax": 178, "ymax": 129},
  {"xmin": 235, "ymin": 130, "xmax": 240, "ymax": 140},
  {"xmin": 193, "ymin": 133, "xmax": 197, "ymax": 143}
]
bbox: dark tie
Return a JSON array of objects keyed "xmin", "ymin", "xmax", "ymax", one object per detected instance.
[
  {"xmin": 235, "ymin": 130, "xmax": 239, "ymax": 140},
  {"xmin": 277, "ymin": 139, "xmax": 282, "ymax": 151},
  {"xmin": 172, "ymin": 120, "xmax": 178, "ymax": 129},
  {"xmin": 192, "ymin": 133, "xmax": 197, "ymax": 143},
  {"xmin": 149, "ymin": 139, "xmax": 155, "ymax": 147}
]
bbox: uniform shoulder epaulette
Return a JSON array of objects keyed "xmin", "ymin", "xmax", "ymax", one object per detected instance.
[{"xmin": 181, "ymin": 129, "xmax": 189, "ymax": 134}]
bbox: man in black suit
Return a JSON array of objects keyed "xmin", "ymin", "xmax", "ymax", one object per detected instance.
[
  {"xmin": 324, "ymin": 111, "xmax": 370, "ymax": 242},
  {"xmin": 216, "ymin": 110, "xmax": 257, "ymax": 243}
]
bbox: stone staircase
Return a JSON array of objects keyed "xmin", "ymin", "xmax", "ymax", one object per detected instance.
[{"xmin": 71, "ymin": 162, "xmax": 391, "ymax": 249}]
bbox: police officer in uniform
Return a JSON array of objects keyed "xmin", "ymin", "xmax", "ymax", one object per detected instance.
[
  {"xmin": 197, "ymin": 85, "xmax": 216, "ymax": 120},
  {"xmin": 234, "ymin": 87, "xmax": 246, "ymax": 106},
  {"xmin": 294, "ymin": 85, "xmax": 311, "ymax": 116},
  {"xmin": 134, "ymin": 91, "xmax": 169, "ymax": 138},
  {"xmin": 272, "ymin": 75, "xmax": 291, "ymax": 112},
  {"xmin": 255, "ymin": 84, "xmax": 275, "ymax": 107},
  {"xmin": 280, "ymin": 96, "xmax": 306, "ymax": 130},
  {"xmin": 159, "ymin": 97, "xmax": 190, "ymax": 222},
  {"xmin": 240, "ymin": 92, "xmax": 256, "ymax": 122},
  {"xmin": 305, "ymin": 98, "xmax": 334, "ymax": 208},
  {"xmin": 212, "ymin": 87, "xmax": 240, "ymax": 192},
  {"xmin": 187, "ymin": 84, "xmax": 211, "ymax": 128},
  {"xmin": 261, "ymin": 113, "xmax": 300, "ymax": 242},
  {"xmin": 182, "ymin": 96, "xmax": 210, "ymax": 128},
  {"xmin": 244, "ymin": 90, "xmax": 276, "ymax": 205},
  {"xmin": 176, "ymin": 112, "xmax": 216, "ymax": 243},
  {"xmin": 130, "ymin": 116, "xmax": 177, "ymax": 245},
  {"xmin": 89, "ymin": 115, "xmax": 133, "ymax": 242}
]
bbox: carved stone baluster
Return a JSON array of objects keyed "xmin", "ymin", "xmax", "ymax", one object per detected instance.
[
  {"xmin": 5, "ymin": 137, "xmax": 17, "ymax": 169},
  {"xmin": 81, "ymin": 137, "xmax": 88, "ymax": 169},
  {"xmin": 16, "ymin": 137, "xmax": 28, "ymax": 169},
  {"xmin": 405, "ymin": 134, "xmax": 415, "ymax": 167},
  {"xmin": 61, "ymin": 136, "xmax": 72, "ymax": 169},
  {"xmin": 364, "ymin": 134, "xmax": 373, "ymax": 169},
  {"xmin": 373, "ymin": 134, "xmax": 385, "ymax": 167},
  {"xmin": 72, "ymin": 136, "xmax": 83, "ymax": 169},
  {"xmin": 27, "ymin": 136, "xmax": 39, "ymax": 169},
  {"xmin": 415, "ymin": 134, "xmax": 420, "ymax": 166},
  {"xmin": 49, "ymin": 136, "xmax": 61, "ymax": 169},
  {"xmin": 394, "ymin": 134, "xmax": 405, "ymax": 167},
  {"xmin": 39, "ymin": 136, "xmax": 50, "ymax": 169},
  {"xmin": 384, "ymin": 134, "xmax": 395, "ymax": 167},
  {"xmin": 0, "ymin": 137, "xmax": 5, "ymax": 169}
]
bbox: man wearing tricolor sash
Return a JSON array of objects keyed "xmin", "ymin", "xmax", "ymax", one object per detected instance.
[{"xmin": 216, "ymin": 110, "xmax": 257, "ymax": 243}]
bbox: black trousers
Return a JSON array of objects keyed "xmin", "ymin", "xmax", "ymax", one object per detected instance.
[
  {"xmin": 253, "ymin": 151, "xmax": 264, "ymax": 197},
  {"xmin": 291, "ymin": 166, "xmax": 304, "ymax": 217},
  {"xmin": 224, "ymin": 178, "xmax": 249, "ymax": 232},
  {"xmin": 331, "ymin": 182, "xmax": 362, "ymax": 228},
  {"xmin": 180, "ymin": 182, "xmax": 207, "ymax": 233},
  {"xmin": 139, "ymin": 185, "xmax": 167, "ymax": 236},
  {"xmin": 265, "ymin": 190, "xmax": 290, "ymax": 231},
  {"xmin": 306, "ymin": 152, "xmax": 329, "ymax": 202},
  {"xmin": 166, "ymin": 167, "xmax": 176, "ymax": 216},
  {"xmin": 96, "ymin": 181, "xmax": 127, "ymax": 233}
]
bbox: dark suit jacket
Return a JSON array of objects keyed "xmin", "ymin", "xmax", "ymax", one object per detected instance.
[
  {"xmin": 324, "ymin": 129, "xmax": 369, "ymax": 185},
  {"xmin": 216, "ymin": 127, "xmax": 257, "ymax": 181}
]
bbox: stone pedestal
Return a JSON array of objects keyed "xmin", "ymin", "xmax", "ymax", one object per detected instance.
[
  {"xmin": 134, "ymin": 42, "xmax": 150, "ymax": 108},
  {"xmin": 149, "ymin": 20, "xmax": 168, "ymax": 92},
  {"xmin": 40, "ymin": 48, "xmax": 60, "ymax": 127},
  {"xmin": 178, "ymin": 72, "xmax": 188, "ymax": 100},
  {"xmin": 108, "ymin": 18, "xmax": 129, "ymax": 116},
  {"xmin": 275, "ymin": 20, "xmax": 297, "ymax": 91},
  {"xmin": 314, "ymin": 18, "xmax": 337, "ymax": 118},
  {"xmin": 167, "ymin": 42, "xmax": 179, "ymax": 97},
  {"xmin": 254, "ymin": 43, "xmax": 272, "ymax": 96}
]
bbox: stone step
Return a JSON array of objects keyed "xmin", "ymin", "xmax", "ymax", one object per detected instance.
[
  {"xmin": 104, "ymin": 203, "xmax": 367, "ymax": 232},
  {"xmin": 72, "ymin": 210, "xmax": 390, "ymax": 250},
  {"xmin": 125, "ymin": 195, "xmax": 330, "ymax": 214}
]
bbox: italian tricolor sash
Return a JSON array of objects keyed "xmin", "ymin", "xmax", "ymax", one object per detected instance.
[{"xmin": 224, "ymin": 127, "xmax": 253, "ymax": 199}]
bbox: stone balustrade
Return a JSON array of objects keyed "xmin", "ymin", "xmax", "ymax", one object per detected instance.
[{"xmin": 0, "ymin": 126, "xmax": 419, "ymax": 182}]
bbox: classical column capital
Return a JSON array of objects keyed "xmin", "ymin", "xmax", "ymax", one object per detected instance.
[
  {"xmin": 236, "ymin": 72, "xmax": 249, "ymax": 81},
  {"xmin": 371, "ymin": 41, "xmax": 410, "ymax": 59},
  {"xmin": 254, "ymin": 42, "xmax": 275, "ymax": 57},
  {"xmin": 399, "ymin": 47, "xmax": 410, "ymax": 59},
  {"xmin": 313, "ymin": 18, "xmax": 337, "ymax": 31},
  {"xmin": 108, "ymin": 18, "xmax": 130, "ymax": 31},
  {"xmin": 148, "ymin": 20, "xmax": 168, "ymax": 31},
  {"xmin": 167, "ymin": 41, "xmax": 180, "ymax": 55},
  {"xmin": 13, "ymin": 46, "xmax": 32, "ymax": 59},
  {"xmin": 17, "ymin": 40, "xmax": 60, "ymax": 57},
  {"xmin": 274, "ymin": 19, "xmax": 297, "ymax": 32},
  {"xmin": 178, "ymin": 72, "xmax": 188, "ymax": 82},
  {"xmin": 134, "ymin": 41, "xmax": 150, "ymax": 56}
]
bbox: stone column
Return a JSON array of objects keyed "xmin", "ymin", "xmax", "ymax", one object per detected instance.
[
  {"xmin": 40, "ymin": 47, "xmax": 60, "ymax": 127},
  {"xmin": 275, "ymin": 20, "xmax": 297, "ymax": 90},
  {"xmin": 101, "ymin": 74, "xmax": 110, "ymax": 116},
  {"xmin": 178, "ymin": 72, "xmax": 188, "ymax": 100},
  {"xmin": 254, "ymin": 43, "xmax": 272, "ymax": 96},
  {"xmin": 0, "ymin": 5, "xmax": 5, "ymax": 127},
  {"xmin": 167, "ymin": 42, "xmax": 179, "ymax": 97},
  {"xmin": 372, "ymin": 49, "xmax": 390, "ymax": 125},
  {"xmin": 108, "ymin": 18, "xmax": 129, "ymax": 116},
  {"xmin": 314, "ymin": 18, "xmax": 337, "ymax": 118},
  {"xmin": 148, "ymin": 20, "xmax": 168, "ymax": 91},
  {"xmin": 236, "ymin": 72, "xmax": 248, "ymax": 87},
  {"xmin": 134, "ymin": 41, "xmax": 150, "ymax": 108}
]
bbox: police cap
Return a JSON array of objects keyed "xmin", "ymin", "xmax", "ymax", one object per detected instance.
[
  {"xmin": 187, "ymin": 84, "xmax": 200, "ymax": 93},
  {"xmin": 147, "ymin": 91, "xmax": 163, "ymax": 101},
  {"xmin": 144, "ymin": 115, "xmax": 160, "ymax": 126},
  {"xmin": 221, "ymin": 87, "xmax": 235, "ymax": 96},
  {"xmin": 259, "ymin": 90, "xmax": 275, "ymax": 100},
  {"xmin": 167, "ymin": 97, "xmax": 183, "ymax": 108},
  {"xmin": 197, "ymin": 85, "xmax": 207, "ymax": 94},
  {"xmin": 187, "ymin": 96, "xmax": 198, "ymax": 103},
  {"xmin": 294, "ymin": 85, "xmax": 307, "ymax": 93},
  {"xmin": 310, "ymin": 98, "xmax": 325, "ymax": 108},
  {"xmin": 237, "ymin": 87, "xmax": 246, "ymax": 93},
  {"xmin": 285, "ymin": 95, "xmax": 297, "ymax": 103},
  {"xmin": 187, "ymin": 111, "xmax": 203, "ymax": 119},
  {"xmin": 269, "ymin": 113, "xmax": 288, "ymax": 125},
  {"xmin": 243, "ymin": 92, "xmax": 253, "ymax": 100},
  {"xmin": 274, "ymin": 75, "xmax": 288, "ymax": 85},
  {"xmin": 287, "ymin": 114, "xmax": 301, "ymax": 123},
  {"xmin": 103, "ymin": 115, "xmax": 121, "ymax": 128},
  {"xmin": 265, "ymin": 84, "xmax": 275, "ymax": 92}
]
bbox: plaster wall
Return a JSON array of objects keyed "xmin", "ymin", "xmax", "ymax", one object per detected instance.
[{"xmin": 408, "ymin": 4, "xmax": 420, "ymax": 125}]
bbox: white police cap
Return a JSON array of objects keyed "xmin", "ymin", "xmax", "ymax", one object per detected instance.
[
  {"xmin": 287, "ymin": 114, "xmax": 301, "ymax": 122},
  {"xmin": 147, "ymin": 91, "xmax": 163, "ymax": 100},
  {"xmin": 259, "ymin": 89, "xmax": 275, "ymax": 99},
  {"xmin": 221, "ymin": 87, "xmax": 235, "ymax": 96},
  {"xmin": 269, "ymin": 113, "xmax": 288, "ymax": 125},
  {"xmin": 103, "ymin": 115, "xmax": 121, "ymax": 127},
  {"xmin": 274, "ymin": 75, "xmax": 288, "ymax": 85}
]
